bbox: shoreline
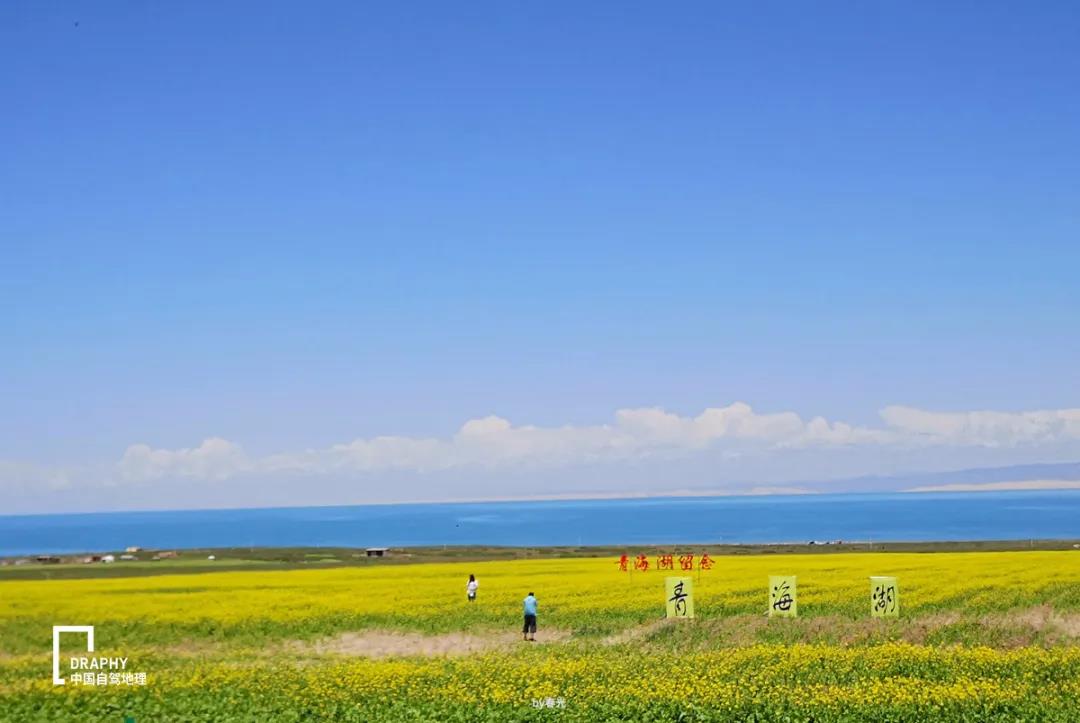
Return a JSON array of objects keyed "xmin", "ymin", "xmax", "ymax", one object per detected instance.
[{"xmin": 3, "ymin": 539, "xmax": 1079, "ymax": 581}]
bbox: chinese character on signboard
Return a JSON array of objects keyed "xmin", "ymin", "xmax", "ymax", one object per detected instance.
[
  {"xmin": 870, "ymin": 576, "xmax": 899, "ymax": 618},
  {"xmin": 665, "ymin": 576, "xmax": 695, "ymax": 618},
  {"xmin": 769, "ymin": 575, "xmax": 797, "ymax": 617}
]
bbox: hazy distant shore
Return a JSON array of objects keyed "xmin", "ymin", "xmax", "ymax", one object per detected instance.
[{"xmin": 7, "ymin": 478, "xmax": 1080, "ymax": 519}]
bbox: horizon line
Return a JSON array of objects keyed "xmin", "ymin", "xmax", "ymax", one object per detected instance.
[{"xmin": 5, "ymin": 480, "xmax": 1080, "ymax": 519}]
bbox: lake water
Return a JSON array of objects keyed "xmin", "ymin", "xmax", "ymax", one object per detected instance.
[{"xmin": 1, "ymin": 491, "xmax": 1078, "ymax": 556}]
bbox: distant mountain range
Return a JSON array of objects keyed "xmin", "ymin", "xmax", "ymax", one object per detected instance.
[
  {"xmin": 524, "ymin": 461, "xmax": 1080, "ymax": 502},
  {"xmin": 780, "ymin": 461, "xmax": 1080, "ymax": 495}
]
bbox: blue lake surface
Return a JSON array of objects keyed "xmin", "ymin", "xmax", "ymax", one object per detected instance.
[{"xmin": 1, "ymin": 491, "xmax": 1079, "ymax": 556}]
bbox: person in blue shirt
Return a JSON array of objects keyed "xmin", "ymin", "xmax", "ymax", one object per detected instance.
[{"xmin": 522, "ymin": 592, "xmax": 538, "ymax": 641}]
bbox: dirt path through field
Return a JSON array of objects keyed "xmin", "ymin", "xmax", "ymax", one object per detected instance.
[
  {"xmin": 297, "ymin": 628, "xmax": 572, "ymax": 658},
  {"xmin": 272, "ymin": 605, "xmax": 1080, "ymax": 660}
]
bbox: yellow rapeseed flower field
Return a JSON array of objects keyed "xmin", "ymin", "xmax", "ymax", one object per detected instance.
[{"xmin": 1, "ymin": 550, "xmax": 1079, "ymax": 720}]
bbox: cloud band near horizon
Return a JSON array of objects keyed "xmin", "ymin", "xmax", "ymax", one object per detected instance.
[{"xmin": 106, "ymin": 402, "xmax": 1080, "ymax": 484}]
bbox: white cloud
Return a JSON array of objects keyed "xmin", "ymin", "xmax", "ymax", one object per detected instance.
[
  {"xmin": 880, "ymin": 406, "xmax": 1080, "ymax": 447},
  {"xmin": 5, "ymin": 403, "xmax": 1079, "ymax": 501},
  {"xmin": 103, "ymin": 402, "xmax": 1080, "ymax": 483},
  {"xmin": 118, "ymin": 437, "xmax": 249, "ymax": 482}
]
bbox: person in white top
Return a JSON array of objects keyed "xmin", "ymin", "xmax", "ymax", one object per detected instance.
[{"xmin": 466, "ymin": 574, "xmax": 479, "ymax": 602}]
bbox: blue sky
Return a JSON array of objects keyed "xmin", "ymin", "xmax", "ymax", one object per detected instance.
[{"xmin": 2, "ymin": 2, "xmax": 1079, "ymax": 512}]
